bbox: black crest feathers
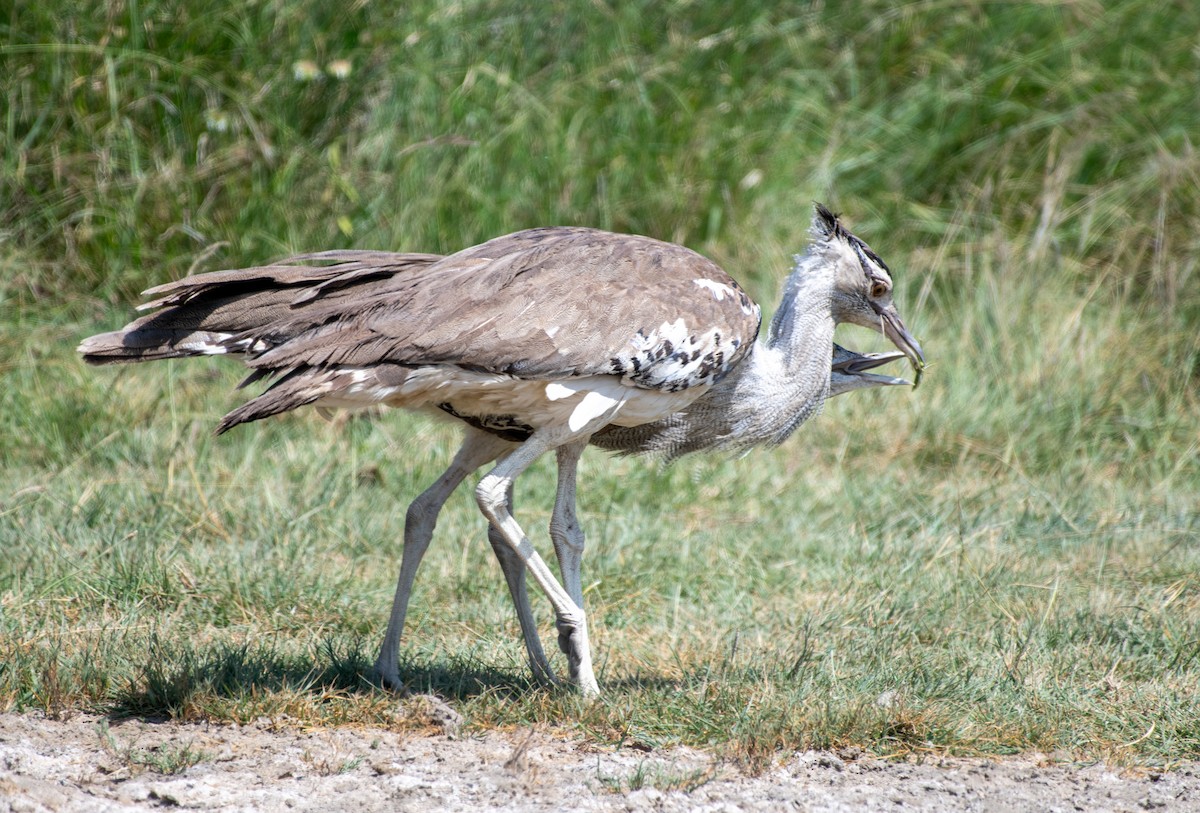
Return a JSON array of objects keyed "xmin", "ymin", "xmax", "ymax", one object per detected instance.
[{"xmin": 812, "ymin": 203, "xmax": 850, "ymax": 241}]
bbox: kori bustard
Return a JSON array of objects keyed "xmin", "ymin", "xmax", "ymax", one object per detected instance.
[{"xmin": 80, "ymin": 204, "xmax": 925, "ymax": 696}]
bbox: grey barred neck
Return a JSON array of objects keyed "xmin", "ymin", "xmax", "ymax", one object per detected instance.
[
  {"xmin": 722, "ymin": 247, "xmax": 838, "ymax": 446},
  {"xmin": 766, "ymin": 248, "xmax": 839, "ymax": 357}
]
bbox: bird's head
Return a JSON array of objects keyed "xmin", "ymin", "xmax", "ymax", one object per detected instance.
[{"xmin": 811, "ymin": 204, "xmax": 926, "ymax": 385}]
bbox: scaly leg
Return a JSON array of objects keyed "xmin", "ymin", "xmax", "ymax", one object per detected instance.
[
  {"xmin": 374, "ymin": 429, "xmax": 513, "ymax": 692},
  {"xmin": 475, "ymin": 425, "xmax": 607, "ymax": 696},
  {"xmin": 549, "ymin": 440, "xmax": 588, "ymax": 656},
  {"xmin": 493, "ymin": 439, "xmax": 590, "ymax": 684},
  {"xmin": 487, "ymin": 484, "xmax": 559, "ymax": 686}
]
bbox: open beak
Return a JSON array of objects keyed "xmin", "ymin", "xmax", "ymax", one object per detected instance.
[
  {"xmin": 875, "ymin": 303, "xmax": 925, "ymax": 388},
  {"xmin": 831, "ymin": 345, "xmax": 911, "ymax": 387}
]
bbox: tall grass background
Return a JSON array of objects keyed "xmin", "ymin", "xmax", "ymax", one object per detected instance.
[{"xmin": 2, "ymin": 1, "xmax": 1197, "ymax": 766}]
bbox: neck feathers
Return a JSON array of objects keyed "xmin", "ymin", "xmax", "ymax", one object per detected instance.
[
  {"xmin": 767, "ymin": 249, "xmax": 837, "ymax": 356},
  {"xmin": 725, "ymin": 249, "xmax": 837, "ymax": 446}
]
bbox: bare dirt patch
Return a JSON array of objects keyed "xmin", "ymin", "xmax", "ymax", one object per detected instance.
[{"xmin": 1, "ymin": 711, "xmax": 1195, "ymax": 812}]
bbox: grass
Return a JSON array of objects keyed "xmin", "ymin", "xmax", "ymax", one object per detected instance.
[
  {"xmin": 2, "ymin": 0, "xmax": 1199, "ymax": 770},
  {"xmin": 97, "ymin": 720, "xmax": 211, "ymax": 775},
  {"xmin": 595, "ymin": 757, "xmax": 716, "ymax": 794}
]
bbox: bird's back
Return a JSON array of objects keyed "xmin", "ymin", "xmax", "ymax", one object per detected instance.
[{"xmin": 80, "ymin": 227, "xmax": 763, "ymax": 435}]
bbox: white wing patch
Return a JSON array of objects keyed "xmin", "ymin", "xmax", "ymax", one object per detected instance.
[
  {"xmin": 694, "ymin": 278, "xmax": 736, "ymax": 300},
  {"xmin": 694, "ymin": 278, "xmax": 757, "ymax": 316},
  {"xmin": 569, "ymin": 389, "xmax": 624, "ymax": 431},
  {"xmin": 545, "ymin": 380, "xmax": 628, "ymax": 431},
  {"xmin": 545, "ymin": 382, "xmax": 575, "ymax": 401}
]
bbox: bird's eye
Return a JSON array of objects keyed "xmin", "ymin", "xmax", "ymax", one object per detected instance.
[{"xmin": 870, "ymin": 281, "xmax": 889, "ymax": 298}]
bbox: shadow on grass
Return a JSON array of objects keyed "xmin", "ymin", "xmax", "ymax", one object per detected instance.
[{"xmin": 108, "ymin": 637, "xmax": 541, "ymax": 721}]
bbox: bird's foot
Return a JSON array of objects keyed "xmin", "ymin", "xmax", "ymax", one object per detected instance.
[
  {"xmin": 529, "ymin": 654, "xmax": 561, "ymax": 689},
  {"xmin": 372, "ymin": 660, "xmax": 408, "ymax": 694}
]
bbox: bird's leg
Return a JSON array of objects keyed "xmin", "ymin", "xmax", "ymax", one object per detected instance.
[
  {"xmin": 374, "ymin": 429, "xmax": 513, "ymax": 692},
  {"xmin": 475, "ymin": 427, "xmax": 602, "ymax": 696},
  {"xmin": 550, "ymin": 440, "xmax": 588, "ymax": 662},
  {"xmin": 487, "ymin": 484, "xmax": 559, "ymax": 687}
]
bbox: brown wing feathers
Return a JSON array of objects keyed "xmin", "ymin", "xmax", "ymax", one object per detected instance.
[{"xmin": 80, "ymin": 229, "xmax": 762, "ymax": 433}]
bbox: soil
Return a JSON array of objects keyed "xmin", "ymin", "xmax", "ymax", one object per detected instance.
[{"xmin": 1, "ymin": 711, "xmax": 1196, "ymax": 812}]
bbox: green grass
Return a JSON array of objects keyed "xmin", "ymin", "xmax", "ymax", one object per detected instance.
[{"xmin": 2, "ymin": 0, "xmax": 1199, "ymax": 770}]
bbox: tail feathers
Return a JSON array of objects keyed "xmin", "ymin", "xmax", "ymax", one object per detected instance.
[
  {"xmin": 139, "ymin": 252, "xmax": 441, "ymax": 310},
  {"xmin": 81, "ymin": 251, "xmax": 444, "ymax": 366},
  {"xmin": 139, "ymin": 261, "xmax": 352, "ymax": 310},
  {"xmin": 79, "ymin": 250, "xmax": 445, "ymax": 430},
  {"xmin": 215, "ymin": 368, "xmax": 335, "ymax": 434},
  {"xmin": 77, "ymin": 328, "xmax": 236, "ymax": 364}
]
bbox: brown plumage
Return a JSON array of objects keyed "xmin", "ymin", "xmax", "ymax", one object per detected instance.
[
  {"xmin": 79, "ymin": 252, "xmax": 441, "ymax": 361},
  {"xmin": 81, "ymin": 229, "xmax": 762, "ymax": 436}
]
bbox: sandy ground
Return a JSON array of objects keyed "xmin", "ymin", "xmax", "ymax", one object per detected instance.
[{"xmin": 1, "ymin": 711, "xmax": 1196, "ymax": 812}]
